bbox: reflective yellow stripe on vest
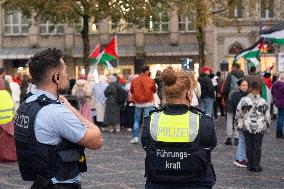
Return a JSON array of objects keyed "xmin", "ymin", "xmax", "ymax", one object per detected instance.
[
  {"xmin": 150, "ymin": 111, "xmax": 199, "ymax": 143},
  {"xmin": 0, "ymin": 90, "xmax": 14, "ymax": 124}
]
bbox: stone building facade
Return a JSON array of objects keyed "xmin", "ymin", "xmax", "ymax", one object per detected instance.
[{"xmin": 0, "ymin": 0, "xmax": 283, "ymax": 78}]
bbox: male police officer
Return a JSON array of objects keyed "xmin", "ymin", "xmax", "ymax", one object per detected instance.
[
  {"xmin": 14, "ymin": 49, "xmax": 103, "ymax": 189},
  {"xmin": 141, "ymin": 68, "xmax": 217, "ymax": 189}
]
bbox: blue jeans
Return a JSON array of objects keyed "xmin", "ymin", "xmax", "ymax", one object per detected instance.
[
  {"xmin": 133, "ymin": 106, "xmax": 154, "ymax": 138},
  {"xmin": 200, "ymin": 97, "xmax": 214, "ymax": 115},
  {"xmin": 236, "ymin": 130, "xmax": 246, "ymax": 161},
  {"xmin": 277, "ymin": 108, "xmax": 284, "ymax": 135}
]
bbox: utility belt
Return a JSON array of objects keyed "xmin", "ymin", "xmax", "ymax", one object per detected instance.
[{"xmin": 30, "ymin": 175, "xmax": 81, "ymax": 189}]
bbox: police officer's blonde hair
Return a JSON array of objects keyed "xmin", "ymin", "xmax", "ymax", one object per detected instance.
[{"xmin": 161, "ymin": 68, "xmax": 191, "ymax": 104}]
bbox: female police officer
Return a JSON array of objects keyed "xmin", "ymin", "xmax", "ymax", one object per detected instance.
[{"xmin": 141, "ymin": 68, "xmax": 217, "ymax": 189}]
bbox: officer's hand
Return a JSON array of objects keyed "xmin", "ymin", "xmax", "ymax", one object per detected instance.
[{"xmin": 59, "ymin": 95, "xmax": 73, "ymax": 110}]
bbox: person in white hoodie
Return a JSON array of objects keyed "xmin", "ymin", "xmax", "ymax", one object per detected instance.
[{"xmin": 5, "ymin": 75, "xmax": 21, "ymax": 111}]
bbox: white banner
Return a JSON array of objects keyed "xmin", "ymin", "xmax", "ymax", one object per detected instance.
[{"xmin": 278, "ymin": 53, "xmax": 284, "ymax": 72}]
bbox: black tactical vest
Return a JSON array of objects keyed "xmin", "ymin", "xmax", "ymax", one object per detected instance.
[
  {"xmin": 144, "ymin": 108, "xmax": 211, "ymax": 183},
  {"xmin": 14, "ymin": 94, "xmax": 85, "ymax": 181}
]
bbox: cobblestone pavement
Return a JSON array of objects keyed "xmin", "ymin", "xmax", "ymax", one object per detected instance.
[{"xmin": 0, "ymin": 118, "xmax": 283, "ymax": 189}]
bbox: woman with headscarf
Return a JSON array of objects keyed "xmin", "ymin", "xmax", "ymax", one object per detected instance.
[
  {"xmin": 141, "ymin": 68, "xmax": 216, "ymax": 189},
  {"xmin": 0, "ymin": 79, "xmax": 17, "ymax": 162},
  {"xmin": 104, "ymin": 74, "xmax": 121, "ymax": 132},
  {"xmin": 189, "ymin": 71, "xmax": 201, "ymax": 107},
  {"xmin": 72, "ymin": 74, "xmax": 93, "ymax": 122},
  {"xmin": 93, "ymin": 75, "xmax": 108, "ymax": 130},
  {"xmin": 87, "ymin": 74, "xmax": 97, "ymax": 122}
]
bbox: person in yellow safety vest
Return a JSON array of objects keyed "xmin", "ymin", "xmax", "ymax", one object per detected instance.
[
  {"xmin": 141, "ymin": 68, "xmax": 217, "ymax": 189},
  {"xmin": 0, "ymin": 78, "xmax": 17, "ymax": 162},
  {"xmin": 0, "ymin": 78, "xmax": 14, "ymax": 124}
]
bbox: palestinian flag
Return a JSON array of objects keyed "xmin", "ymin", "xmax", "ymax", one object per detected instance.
[
  {"xmin": 89, "ymin": 44, "xmax": 101, "ymax": 64},
  {"xmin": 260, "ymin": 22, "xmax": 284, "ymax": 44},
  {"xmin": 234, "ymin": 38, "xmax": 264, "ymax": 67},
  {"xmin": 95, "ymin": 35, "xmax": 118, "ymax": 69}
]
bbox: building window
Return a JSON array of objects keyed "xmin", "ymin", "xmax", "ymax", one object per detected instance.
[
  {"xmin": 4, "ymin": 11, "xmax": 29, "ymax": 35},
  {"xmin": 229, "ymin": 43, "xmax": 244, "ymax": 54},
  {"xmin": 261, "ymin": 0, "xmax": 273, "ymax": 19},
  {"xmin": 228, "ymin": 0, "xmax": 242, "ymax": 18},
  {"xmin": 149, "ymin": 12, "xmax": 169, "ymax": 32},
  {"xmin": 40, "ymin": 21, "xmax": 64, "ymax": 35},
  {"xmin": 110, "ymin": 19, "xmax": 133, "ymax": 33},
  {"xmin": 178, "ymin": 16, "xmax": 194, "ymax": 32}
]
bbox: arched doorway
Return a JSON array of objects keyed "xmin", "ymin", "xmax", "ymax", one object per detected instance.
[{"xmin": 227, "ymin": 42, "xmax": 246, "ymax": 71}]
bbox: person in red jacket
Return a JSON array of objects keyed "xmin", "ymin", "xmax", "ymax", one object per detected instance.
[{"xmin": 130, "ymin": 65, "xmax": 156, "ymax": 144}]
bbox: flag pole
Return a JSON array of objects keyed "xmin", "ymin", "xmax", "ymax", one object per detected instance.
[{"xmin": 114, "ymin": 33, "xmax": 119, "ymax": 67}]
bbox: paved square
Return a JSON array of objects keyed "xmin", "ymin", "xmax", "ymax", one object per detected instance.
[{"xmin": 0, "ymin": 118, "xmax": 283, "ymax": 189}]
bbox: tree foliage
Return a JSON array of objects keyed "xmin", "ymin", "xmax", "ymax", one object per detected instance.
[
  {"xmin": 4, "ymin": 0, "xmax": 115, "ymax": 73},
  {"xmin": 4, "ymin": 0, "xmax": 280, "ymax": 70},
  {"xmin": 4, "ymin": 0, "xmax": 167, "ymax": 73}
]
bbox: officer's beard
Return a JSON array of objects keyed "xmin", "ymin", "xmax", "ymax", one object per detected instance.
[
  {"xmin": 58, "ymin": 87, "xmax": 68, "ymax": 95},
  {"xmin": 55, "ymin": 83, "xmax": 59, "ymax": 100}
]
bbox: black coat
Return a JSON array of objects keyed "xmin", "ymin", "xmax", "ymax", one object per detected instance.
[
  {"xmin": 230, "ymin": 89, "xmax": 248, "ymax": 115},
  {"xmin": 198, "ymin": 73, "xmax": 214, "ymax": 99},
  {"xmin": 223, "ymin": 69, "xmax": 244, "ymax": 112},
  {"xmin": 104, "ymin": 82, "xmax": 120, "ymax": 125}
]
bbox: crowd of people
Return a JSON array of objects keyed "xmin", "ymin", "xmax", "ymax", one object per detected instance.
[{"xmin": 0, "ymin": 48, "xmax": 284, "ymax": 188}]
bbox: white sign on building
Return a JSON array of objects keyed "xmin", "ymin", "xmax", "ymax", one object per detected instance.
[{"xmin": 278, "ymin": 53, "xmax": 284, "ymax": 72}]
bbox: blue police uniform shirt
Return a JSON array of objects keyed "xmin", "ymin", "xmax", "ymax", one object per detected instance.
[{"xmin": 26, "ymin": 89, "xmax": 87, "ymax": 184}]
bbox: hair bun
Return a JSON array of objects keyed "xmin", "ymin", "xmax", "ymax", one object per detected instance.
[{"xmin": 161, "ymin": 68, "xmax": 177, "ymax": 86}]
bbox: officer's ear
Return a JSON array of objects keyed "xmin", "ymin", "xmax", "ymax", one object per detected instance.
[{"xmin": 52, "ymin": 73, "xmax": 60, "ymax": 84}]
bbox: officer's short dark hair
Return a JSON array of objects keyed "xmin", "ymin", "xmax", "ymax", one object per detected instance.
[{"xmin": 28, "ymin": 48, "xmax": 63, "ymax": 85}]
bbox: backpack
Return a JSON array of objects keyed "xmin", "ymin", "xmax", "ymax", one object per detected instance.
[
  {"xmin": 116, "ymin": 85, "xmax": 128, "ymax": 104},
  {"xmin": 229, "ymin": 74, "xmax": 239, "ymax": 102}
]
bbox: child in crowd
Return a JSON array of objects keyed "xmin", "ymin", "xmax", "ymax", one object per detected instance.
[
  {"xmin": 230, "ymin": 78, "xmax": 249, "ymax": 167},
  {"xmin": 235, "ymin": 80, "xmax": 270, "ymax": 172}
]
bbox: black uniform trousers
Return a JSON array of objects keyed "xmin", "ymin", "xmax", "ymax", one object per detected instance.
[
  {"xmin": 244, "ymin": 132, "xmax": 264, "ymax": 170},
  {"xmin": 31, "ymin": 182, "xmax": 81, "ymax": 189},
  {"xmin": 145, "ymin": 183, "xmax": 212, "ymax": 189}
]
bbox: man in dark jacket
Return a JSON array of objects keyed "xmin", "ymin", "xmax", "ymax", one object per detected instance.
[
  {"xmin": 223, "ymin": 63, "xmax": 244, "ymax": 146},
  {"xmin": 198, "ymin": 66, "xmax": 215, "ymax": 115}
]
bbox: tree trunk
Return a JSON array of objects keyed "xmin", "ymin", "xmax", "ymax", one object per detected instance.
[
  {"xmin": 196, "ymin": 25, "xmax": 206, "ymax": 68},
  {"xmin": 81, "ymin": 15, "xmax": 90, "ymax": 75}
]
